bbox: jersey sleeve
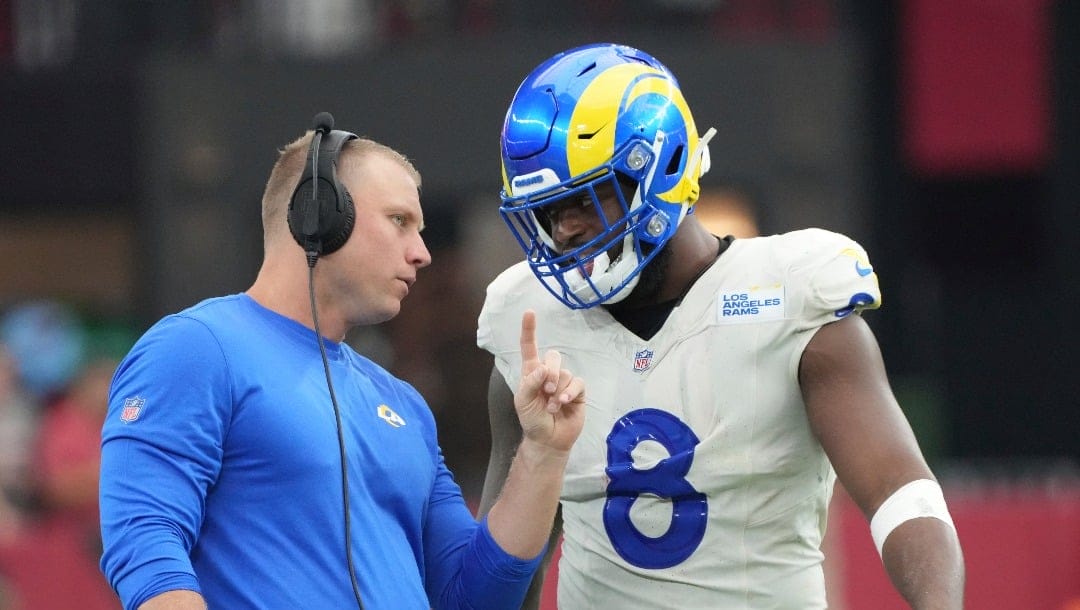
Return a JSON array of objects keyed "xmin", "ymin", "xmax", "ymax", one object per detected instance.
[
  {"xmin": 779, "ymin": 228, "xmax": 882, "ymax": 331},
  {"xmin": 99, "ymin": 315, "xmax": 232, "ymax": 610},
  {"xmin": 477, "ymin": 262, "xmax": 532, "ymax": 387}
]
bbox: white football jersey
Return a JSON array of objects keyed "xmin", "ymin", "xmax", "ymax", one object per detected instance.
[{"xmin": 478, "ymin": 229, "xmax": 882, "ymax": 609}]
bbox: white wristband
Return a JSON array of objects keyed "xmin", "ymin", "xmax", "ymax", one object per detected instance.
[{"xmin": 869, "ymin": 479, "xmax": 955, "ymax": 556}]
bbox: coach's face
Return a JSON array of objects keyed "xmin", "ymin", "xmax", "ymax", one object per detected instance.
[{"xmin": 324, "ymin": 152, "xmax": 431, "ymax": 327}]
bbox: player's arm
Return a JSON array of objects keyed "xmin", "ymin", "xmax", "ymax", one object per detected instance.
[
  {"xmin": 479, "ymin": 366, "xmax": 562, "ymax": 610},
  {"xmin": 479, "ymin": 366, "xmax": 523, "ymax": 517},
  {"xmin": 800, "ymin": 314, "xmax": 964, "ymax": 609},
  {"xmin": 485, "ymin": 311, "xmax": 583, "ymax": 561}
]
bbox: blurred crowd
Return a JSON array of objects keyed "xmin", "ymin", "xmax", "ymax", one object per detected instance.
[
  {"xmin": 1, "ymin": 0, "xmax": 840, "ymax": 71},
  {"xmin": 0, "ymin": 300, "xmax": 126, "ymax": 610}
]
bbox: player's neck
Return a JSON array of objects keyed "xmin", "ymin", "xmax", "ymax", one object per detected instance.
[
  {"xmin": 658, "ymin": 219, "xmax": 723, "ymax": 303},
  {"xmin": 606, "ymin": 219, "xmax": 723, "ymax": 312}
]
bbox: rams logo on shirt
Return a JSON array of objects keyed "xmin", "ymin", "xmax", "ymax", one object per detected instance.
[
  {"xmin": 377, "ymin": 404, "xmax": 406, "ymax": 428},
  {"xmin": 841, "ymin": 247, "xmax": 874, "ymax": 278}
]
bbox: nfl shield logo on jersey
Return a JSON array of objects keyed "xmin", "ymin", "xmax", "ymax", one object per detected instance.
[
  {"xmin": 633, "ymin": 349, "xmax": 654, "ymax": 372},
  {"xmin": 120, "ymin": 397, "xmax": 145, "ymax": 423}
]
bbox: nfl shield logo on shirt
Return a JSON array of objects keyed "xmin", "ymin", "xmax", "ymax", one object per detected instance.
[
  {"xmin": 120, "ymin": 397, "xmax": 145, "ymax": 423},
  {"xmin": 633, "ymin": 349, "xmax": 653, "ymax": 372}
]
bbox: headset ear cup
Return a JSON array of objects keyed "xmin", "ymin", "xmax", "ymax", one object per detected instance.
[
  {"xmin": 288, "ymin": 178, "xmax": 316, "ymax": 247},
  {"xmin": 287, "ymin": 125, "xmax": 359, "ymax": 256},
  {"xmin": 288, "ymin": 177, "xmax": 340, "ymax": 250},
  {"xmin": 320, "ymin": 191, "xmax": 355, "ymax": 255}
]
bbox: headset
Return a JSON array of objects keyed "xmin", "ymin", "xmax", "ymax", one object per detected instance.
[
  {"xmin": 288, "ymin": 111, "xmax": 359, "ymax": 265},
  {"xmin": 288, "ymin": 112, "xmax": 366, "ymax": 610}
]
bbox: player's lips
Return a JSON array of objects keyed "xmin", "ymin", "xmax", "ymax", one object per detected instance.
[{"xmin": 558, "ymin": 243, "xmax": 604, "ymax": 277}]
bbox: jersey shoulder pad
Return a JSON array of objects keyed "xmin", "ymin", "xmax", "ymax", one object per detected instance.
[
  {"xmin": 772, "ymin": 228, "xmax": 882, "ymax": 325},
  {"xmin": 477, "ymin": 261, "xmax": 541, "ymax": 356}
]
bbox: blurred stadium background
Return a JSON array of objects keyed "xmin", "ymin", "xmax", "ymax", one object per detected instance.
[{"xmin": 0, "ymin": 1, "xmax": 1077, "ymax": 608}]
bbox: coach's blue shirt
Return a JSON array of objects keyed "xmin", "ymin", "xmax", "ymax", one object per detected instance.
[{"xmin": 100, "ymin": 294, "xmax": 540, "ymax": 609}]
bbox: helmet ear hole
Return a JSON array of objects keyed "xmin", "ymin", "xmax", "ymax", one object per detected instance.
[
  {"xmin": 615, "ymin": 174, "xmax": 638, "ymax": 202},
  {"xmin": 665, "ymin": 145, "xmax": 685, "ymax": 176}
]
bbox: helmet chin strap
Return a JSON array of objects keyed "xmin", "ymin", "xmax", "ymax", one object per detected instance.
[{"xmin": 564, "ymin": 234, "xmax": 642, "ymax": 305}]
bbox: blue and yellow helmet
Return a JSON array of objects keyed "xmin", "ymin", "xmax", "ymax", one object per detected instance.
[{"xmin": 499, "ymin": 43, "xmax": 714, "ymax": 309}]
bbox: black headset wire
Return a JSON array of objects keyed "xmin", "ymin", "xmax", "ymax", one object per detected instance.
[
  {"xmin": 306, "ymin": 267, "xmax": 364, "ymax": 610},
  {"xmin": 304, "ymin": 129, "xmax": 365, "ymax": 610}
]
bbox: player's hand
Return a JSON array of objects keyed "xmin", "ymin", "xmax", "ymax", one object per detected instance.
[{"xmin": 513, "ymin": 310, "xmax": 585, "ymax": 452}]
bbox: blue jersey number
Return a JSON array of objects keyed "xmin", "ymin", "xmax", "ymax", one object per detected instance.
[{"xmin": 603, "ymin": 408, "xmax": 707, "ymax": 569}]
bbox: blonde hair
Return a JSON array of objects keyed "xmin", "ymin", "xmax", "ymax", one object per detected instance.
[{"xmin": 260, "ymin": 131, "xmax": 422, "ymax": 249}]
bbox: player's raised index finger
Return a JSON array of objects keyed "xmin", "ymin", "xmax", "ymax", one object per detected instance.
[{"xmin": 519, "ymin": 309, "xmax": 539, "ymax": 364}]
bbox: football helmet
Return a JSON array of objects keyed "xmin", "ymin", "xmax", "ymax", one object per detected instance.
[{"xmin": 499, "ymin": 43, "xmax": 715, "ymax": 309}]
